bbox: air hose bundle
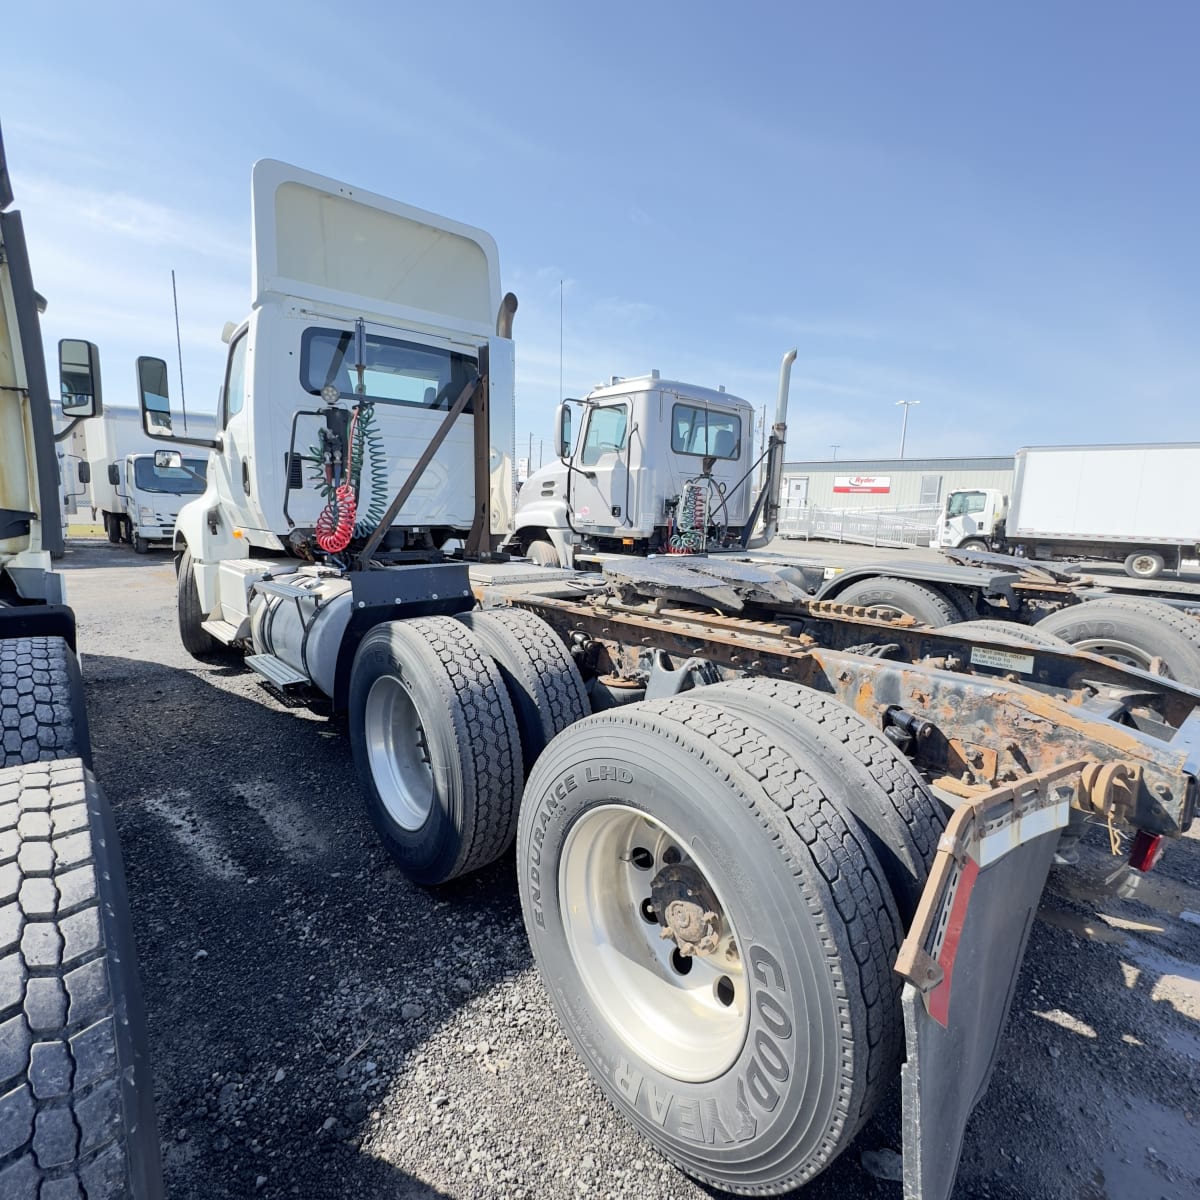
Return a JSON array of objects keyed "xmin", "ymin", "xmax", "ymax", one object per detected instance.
[
  {"xmin": 667, "ymin": 479, "xmax": 708, "ymax": 554},
  {"xmin": 307, "ymin": 401, "xmax": 389, "ymax": 554},
  {"xmin": 314, "ymin": 411, "xmax": 359, "ymax": 553}
]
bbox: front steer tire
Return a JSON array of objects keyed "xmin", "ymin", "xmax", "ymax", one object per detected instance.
[
  {"xmin": 175, "ymin": 548, "xmax": 223, "ymax": 663},
  {"xmin": 0, "ymin": 758, "xmax": 162, "ymax": 1199},
  {"xmin": 348, "ymin": 617, "xmax": 522, "ymax": 885},
  {"xmin": 517, "ymin": 696, "xmax": 903, "ymax": 1195}
]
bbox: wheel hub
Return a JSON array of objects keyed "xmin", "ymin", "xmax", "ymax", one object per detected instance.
[{"xmin": 650, "ymin": 863, "xmax": 723, "ymax": 957}]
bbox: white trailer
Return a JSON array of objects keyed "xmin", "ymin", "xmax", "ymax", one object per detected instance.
[
  {"xmin": 934, "ymin": 442, "xmax": 1200, "ymax": 579},
  {"xmin": 80, "ymin": 405, "xmax": 215, "ymax": 551}
]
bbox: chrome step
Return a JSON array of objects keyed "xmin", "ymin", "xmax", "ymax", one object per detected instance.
[
  {"xmin": 253, "ymin": 578, "xmax": 316, "ymax": 601},
  {"xmin": 244, "ymin": 654, "xmax": 309, "ymax": 688},
  {"xmin": 201, "ymin": 619, "xmax": 242, "ymax": 645}
]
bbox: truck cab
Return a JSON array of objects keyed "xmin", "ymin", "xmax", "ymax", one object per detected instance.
[
  {"xmin": 933, "ymin": 486, "xmax": 1007, "ymax": 551},
  {"xmin": 513, "ymin": 375, "xmax": 756, "ymax": 566},
  {"xmin": 137, "ymin": 158, "xmax": 515, "ymax": 642},
  {"xmin": 116, "ymin": 450, "xmax": 209, "ymax": 552}
]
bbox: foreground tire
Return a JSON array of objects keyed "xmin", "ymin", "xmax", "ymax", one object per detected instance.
[
  {"xmin": 0, "ymin": 638, "xmax": 91, "ymax": 770},
  {"xmin": 455, "ymin": 608, "xmax": 588, "ymax": 775},
  {"xmin": 958, "ymin": 538, "xmax": 989, "ymax": 552},
  {"xmin": 525, "ymin": 539, "xmax": 560, "ymax": 567},
  {"xmin": 0, "ymin": 758, "xmax": 162, "ymax": 1198},
  {"xmin": 175, "ymin": 548, "xmax": 223, "ymax": 663},
  {"xmin": 1036, "ymin": 598, "xmax": 1200, "ymax": 685},
  {"xmin": 131, "ymin": 535, "xmax": 148, "ymax": 555},
  {"xmin": 104, "ymin": 516, "xmax": 120, "ymax": 546},
  {"xmin": 691, "ymin": 679, "xmax": 944, "ymax": 924},
  {"xmin": 349, "ymin": 617, "xmax": 522, "ymax": 885},
  {"xmin": 517, "ymin": 697, "xmax": 902, "ymax": 1194},
  {"xmin": 835, "ymin": 576, "xmax": 967, "ymax": 626},
  {"xmin": 1124, "ymin": 550, "xmax": 1165, "ymax": 580},
  {"xmin": 939, "ymin": 618, "xmax": 1072, "ymax": 649}
]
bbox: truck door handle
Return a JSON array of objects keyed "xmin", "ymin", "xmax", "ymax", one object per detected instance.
[{"xmin": 242, "ymin": 459, "xmax": 251, "ymax": 496}]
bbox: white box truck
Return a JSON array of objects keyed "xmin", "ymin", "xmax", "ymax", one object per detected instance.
[
  {"xmin": 933, "ymin": 442, "xmax": 1200, "ymax": 578},
  {"xmin": 80, "ymin": 404, "xmax": 215, "ymax": 551}
]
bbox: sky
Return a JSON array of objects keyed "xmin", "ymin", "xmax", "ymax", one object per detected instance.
[{"xmin": 5, "ymin": 1, "xmax": 1200, "ymax": 465}]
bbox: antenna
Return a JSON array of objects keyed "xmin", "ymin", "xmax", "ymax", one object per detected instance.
[
  {"xmin": 559, "ymin": 278, "xmax": 564, "ymax": 404},
  {"xmin": 171, "ymin": 269, "xmax": 188, "ymax": 434}
]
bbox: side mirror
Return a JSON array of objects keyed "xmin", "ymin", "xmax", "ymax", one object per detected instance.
[
  {"xmin": 59, "ymin": 340, "xmax": 103, "ymax": 418},
  {"xmin": 154, "ymin": 449, "xmax": 182, "ymax": 470},
  {"xmin": 106, "ymin": 463, "xmax": 119, "ymax": 486},
  {"xmin": 555, "ymin": 401, "xmax": 576, "ymax": 459},
  {"xmin": 77, "ymin": 461, "xmax": 91, "ymax": 485},
  {"xmin": 136, "ymin": 356, "xmax": 174, "ymax": 436}
]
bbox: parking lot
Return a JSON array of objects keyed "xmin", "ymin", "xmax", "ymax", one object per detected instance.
[{"xmin": 65, "ymin": 537, "xmax": 1200, "ymax": 1200}]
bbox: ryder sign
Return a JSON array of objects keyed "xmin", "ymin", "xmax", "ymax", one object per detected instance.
[{"xmin": 833, "ymin": 475, "xmax": 891, "ymax": 494}]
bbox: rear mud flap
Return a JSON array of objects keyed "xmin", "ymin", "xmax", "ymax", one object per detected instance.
[{"xmin": 895, "ymin": 764, "xmax": 1083, "ymax": 1200}]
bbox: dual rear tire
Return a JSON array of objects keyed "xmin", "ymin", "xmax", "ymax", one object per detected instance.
[{"xmin": 347, "ymin": 609, "xmax": 944, "ymax": 1192}]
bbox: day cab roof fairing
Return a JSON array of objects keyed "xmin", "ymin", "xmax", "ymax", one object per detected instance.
[{"xmin": 249, "ymin": 158, "xmax": 502, "ymax": 340}]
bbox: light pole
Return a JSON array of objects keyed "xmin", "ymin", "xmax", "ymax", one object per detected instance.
[
  {"xmin": 830, "ymin": 444, "xmax": 840, "ymax": 460},
  {"xmin": 895, "ymin": 400, "xmax": 920, "ymax": 458}
]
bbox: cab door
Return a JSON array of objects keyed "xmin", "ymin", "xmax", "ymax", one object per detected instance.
[
  {"xmin": 210, "ymin": 327, "xmax": 264, "ymax": 536},
  {"xmin": 569, "ymin": 402, "xmax": 630, "ymax": 534}
]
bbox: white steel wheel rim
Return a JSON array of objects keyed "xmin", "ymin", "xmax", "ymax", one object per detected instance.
[
  {"xmin": 1130, "ymin": 555, "xmax": 1159, "ymax": 577},
  {"xmin": 1071, "ymin": 637, "xmax": 1161, "ymax": 673},
  {"xmin": 364, "ymin": 675, "xmax": 435, "ymax": 830},
  {"xmin": 559, "ymin": 804, "xmax": 749, "ymax": 1082}
]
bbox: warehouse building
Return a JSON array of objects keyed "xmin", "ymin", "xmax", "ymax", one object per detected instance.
[{"xmin": 781, "ymin": 455, "xmax": 1015, "ymax": 511}]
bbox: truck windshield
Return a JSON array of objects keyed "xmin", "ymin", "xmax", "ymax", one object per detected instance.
[
  {"xmin": 301, "ymin": 327, "xmax": 478, "ymax": 411},
  {"xmin": 946, "ymin": 490, "xmax": 987, "ymax": 518},
  {"xmin": 671, "ymin": 404, "xmax": 741, "ymax": 459},
  {"xmin": 132, "ymin": 457, "xmax": 208, "ymax": 494}
]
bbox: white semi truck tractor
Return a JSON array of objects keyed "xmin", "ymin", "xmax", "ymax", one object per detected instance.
[
  {"xmin": 511, "ymin": 373, "xmax": 772, "ymax": 566},
  {"xmin": 0, "ymin": 122, "xmax": 161, "ymax": 1197},
  {"xmin": 143, "ymin": 158, "xmax": 1200, "ymax": 1199}
]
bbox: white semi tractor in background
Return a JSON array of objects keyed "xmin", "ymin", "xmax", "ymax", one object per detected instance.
[
  {"xmin": 511, "ymin": 376, "xmax": 1200, "ymax": 685},
  {"xmin": 72, "ymin": 405, "xmax": 215, "ymax": 552},
  {"xmin": 133, "ymin": 158, "xmax": 1200, "ymax": 1200},
  {"xmin": 511, "ymin": 373, "xmax": 769, "ymax": 566},
  {"xmin": 934, "ymin": 442, "xmax": 1200, "ymax": 579}
]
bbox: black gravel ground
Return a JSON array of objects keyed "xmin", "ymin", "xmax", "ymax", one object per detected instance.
[{"xmin": 63, "ymin": 539, "xmax": 1200, "ymax": 1200}]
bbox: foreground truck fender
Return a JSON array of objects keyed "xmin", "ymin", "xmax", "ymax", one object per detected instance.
[{"xmin": 0, "ymin": 124, "xmax": 162, "ymax": 1198}]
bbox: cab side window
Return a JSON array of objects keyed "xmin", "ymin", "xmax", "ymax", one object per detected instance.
[{"xmin": 223, "ymin": 333, "xmax": 248, "ymax": 426}]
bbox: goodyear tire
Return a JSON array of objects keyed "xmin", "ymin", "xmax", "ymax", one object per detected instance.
[
  {"xmin": 517, "ymin": 696, "xmax": 902, "ymax": 1194},
  {"xmin": 349, "ymin": 617, "xmax": 522, "ymax": 885},
  {"xmin": 835, "ymin": 576, "xmax": 967, "ymax": 626},
  {"xmin": 0, "ymin": 758, "xmax": 161, "ymax": 1198},
  {"xmin": 1036, "ymin": 597, "xmax": 1200, "ymax": 685},
  {"xmin": 938, "ymin": 618, "xmax": 1072, "ymax": 649},
  {"xmin": 455, "ymin": 608, "xmax": 588, "ymax": 776},
  {"xmin": 689, "ymin": 679, "xmax": 944, "ymax": 925}
]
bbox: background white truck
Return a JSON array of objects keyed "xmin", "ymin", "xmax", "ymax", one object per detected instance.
[
  {"xmin": 934, "ymin": 443, "xmax": 1200, "ymax": 579},
  {"xmin": 74, "ymin": 405, "xmax": 214, "ymax": 551},
  {"xmin": 511, "ymin": 370, "xmax": 779, "ymax": 566}
]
